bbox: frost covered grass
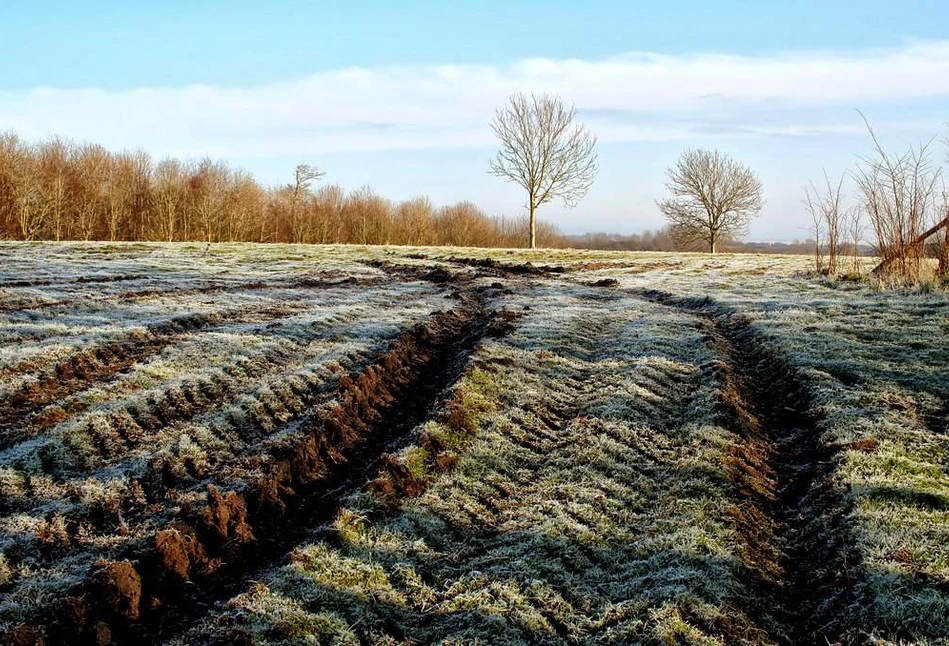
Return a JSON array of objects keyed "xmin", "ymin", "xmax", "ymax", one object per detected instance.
[
  {"xmin": 0, "ymin": 242, "xmax": 453, "ymax": 634},
  {"xmin": 0, "ymin": 241, "xmax": 946, "ymax": 644},
  {"xmin": 184, "ymin": 285, "xmax": 775, "ymax": 644},
  {"xmin": 605, "ymin": 259, "xmax": 949, "ymax": 643}
]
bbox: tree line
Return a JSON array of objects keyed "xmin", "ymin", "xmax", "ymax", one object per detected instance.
[
  {"xmin": 4, "ymin": 89, "xmax": 945, "ymax": 277},
  {"xmin": 0, "ymin": 132, "xmax": 567, "ymax": 247}
]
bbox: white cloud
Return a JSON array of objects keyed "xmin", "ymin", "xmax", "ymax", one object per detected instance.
[{"xmin": 2, "ymin": 42, "xmax": 948, "ymax": 157}]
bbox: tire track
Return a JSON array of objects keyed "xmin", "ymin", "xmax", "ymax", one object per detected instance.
[
  {"xmin": 634, "ymin": 289, "xmax": 859, "ymax": 645},
  {"xmin": 0, "ymin": 275, "xmax": 384, "ymax": 313},
  {"xmin": 0, "ymin": 320, "xmax": 317, "ymax": 455},
  {"xmin": 4, "ymin": 285, "xmax": 514, "ymax": 645},
  {"xmin": 0, "ymin": 306, "xmax": 297, "ymax": 449}
]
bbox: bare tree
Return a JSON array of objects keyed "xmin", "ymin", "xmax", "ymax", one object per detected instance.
[
  {"xmin": 438, "ymin": 201, "xmax": 495, "ymax": 247},
  {"xmin": 312, "ymin": 184, "xmax": 345, "ymax": 244},
  {"xmin": 153, "ymin": 159, "xmax": 184, "ymax": 242},
  {"xmin": 287, "ymin": 164, "xmax": 325, "ymax": 243},
  {"xmin": 7, "ymin": 144, "xmax": 48, "ymax": 241},
  {"xmin": 190, "ymin": 159, "xmax": 229, "ymax": 243},
  {"xmin": 38, "ymin": 137, "xmax": 70, "ymax": 241},
  {"xmin": 395, "ymin": 196, "xmax": 436, "ymax": 246},
  {"xmin": 11, "ymin": 169, "xmax": 46, "ymax": 241},
  {"xmin": 804, "ymin": 170, "xmax": 847, "ymax": 274},
  {"xmin": 847, "ymin": 207, "xmax": 866, "ymax": 276},
  {"xmin": 809, "ymin": 198, "xmax": 824, "ymax": 273},
  {"xmin": 489, "ymin": 93, "xmax": 597, "ymax": 249},
  {"xmin": 658, "ymin": 149, "xmax": 763, "ymax": 254},
  {"xmin": 74, "ymin": 144, "xmax": 108, "ymax": 241}
]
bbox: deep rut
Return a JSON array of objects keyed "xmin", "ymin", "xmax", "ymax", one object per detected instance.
[
  {"xmin": 6, "ymin": 286, "xmax": 515, "ymax": 646},
  {"xmin": 635, "ymin": 289, "xmax": 858, "ymax": 645}
]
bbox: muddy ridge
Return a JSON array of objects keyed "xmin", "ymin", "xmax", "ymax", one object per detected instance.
[
  {"xmin": 445, "ymin": 256, "xmax": 568, "ymax": 275},
  {"xmin": 6, "ymin": 287, "xmax": 514, "ymax": 645},
  {"xmin": 0, "ymin": 274, "xmax": 384, "ymax": 313},
  {"xmin": 0, "ymin": 274, "xmax": 149, "ymax": 290},
  {"xmin": 635, "ymin": 289, "xmax": 859, "ymax": 645}
]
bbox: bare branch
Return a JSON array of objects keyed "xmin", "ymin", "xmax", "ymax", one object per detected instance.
[
  {"xmin": 804, "ymin": 169, "xmax": 847, "ymax": 274},
  {"xmin": 853, "ymin": 112, "xmax": 942, "ymax": 280}
]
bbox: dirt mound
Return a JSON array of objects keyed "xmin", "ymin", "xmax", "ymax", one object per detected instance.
[
  {"xmin": 588, "ymin": 278, "xmax": 619, "ymax": 287},
  {"xmin": 362, "ymin": 259, "xmax": 464, "ymax": 283},
  {"xmin": 446, "ymin": 256, "xmax": 567, "ymax": 275}
]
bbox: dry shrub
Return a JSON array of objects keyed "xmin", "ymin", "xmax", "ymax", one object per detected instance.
[{"xmin": 853, "ymin": 117, "xmax": 942, "ymax": 283}]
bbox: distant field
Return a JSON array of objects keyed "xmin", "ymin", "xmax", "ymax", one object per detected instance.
[{"xmin": 0, "ymin": 242, "xmax": 947, "ymax": 645}]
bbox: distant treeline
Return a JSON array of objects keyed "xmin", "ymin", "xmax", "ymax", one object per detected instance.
[
  {"xmin": 566, "ymin": 229, "xmax": 874, "ymax": 255},
  {"xmin": 0, "ymin": 131, "xmax": 819, "ymax": 253},
  {"xmin": 0, "ymin": 133, "xmax": 568, "ymax": 247}
]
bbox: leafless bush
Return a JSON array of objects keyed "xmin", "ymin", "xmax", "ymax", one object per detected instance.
[
  {"xmin": 853, "ymin": 116, "xmax": 941, "ymax": 282},
  {"xmin": 804, "ymin": 171, "xmax": 847, "ymax": 274}
]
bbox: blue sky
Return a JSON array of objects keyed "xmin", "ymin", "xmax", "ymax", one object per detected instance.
[{"xmin": 2, "ymin": 0, "xmax": 948, "ymax": 240}]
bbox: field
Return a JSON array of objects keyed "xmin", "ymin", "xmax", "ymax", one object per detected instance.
[{"xmin": 0, "ymin": 242, "xmax": 947, "ymax": 646}]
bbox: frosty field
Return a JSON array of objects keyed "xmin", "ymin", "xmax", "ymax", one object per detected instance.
[{"xmin": 0, "ymin": 242, "xmax": 947, "ymax": 646}]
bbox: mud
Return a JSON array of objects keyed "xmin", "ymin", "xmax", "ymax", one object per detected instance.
[{"xmin": 445, "ymin": 256, "xmax": 567, "ymax": 275}]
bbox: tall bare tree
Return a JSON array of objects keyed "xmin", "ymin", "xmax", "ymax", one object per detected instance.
[
  {"xmin": 658, "ymin": 149, "xmax": 763, "ymax": 254},
  {"xmin": 74, "ymin": 144, "xmax": 108, "ymax": 240},
  {"xmin": 153, "ymin": 159, "xmax": 185, "ymax": 242},
  {"xmin": 38, "ymin": 137, "xmax": 70, "ymax": 241},
  {"xmin": 287, "ymin": 164, "xmax": 325, "ymax": 243},
  {"xmin": 489, "ymin": 93, "xmax": 597, "ymax": 249},
  {"xmin": 190, "ymin": 159, "xmax": 229, "ymax": 243}
]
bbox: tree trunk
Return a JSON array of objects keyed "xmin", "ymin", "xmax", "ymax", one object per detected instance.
[
  {"xmin": 939, "ymin": 226, "xmax": 949, "ymax": 279},
  {"xmin": 872, "ymin": 216, "xmax": 949, "ymax": 276},
  {"xmin": 709, "ymin": 233, "xmax": 717, "ymax": 254},
  {"xmin": 529, "ymin": 203, "xmax": 536, "ymax": 249}
]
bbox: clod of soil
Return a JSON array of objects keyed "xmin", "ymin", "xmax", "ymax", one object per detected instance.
[
  {"xmin": 588, "ymin": 278, "xmax": 619, "ymax": 287},
  {"xmin": 89, "ymin": 560, "xmax": 142, "ymax": 622}
]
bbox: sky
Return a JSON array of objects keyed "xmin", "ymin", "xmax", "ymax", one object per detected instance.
[{"xmin": 1, "ymin": 0, "xmax": 948, "ymax": 241}]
